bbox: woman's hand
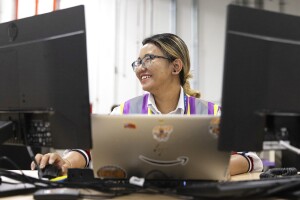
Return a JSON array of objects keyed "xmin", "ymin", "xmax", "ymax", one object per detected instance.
[
  {"xmin": 30, "ymin": 153, "xmax": 71, "ymax": 175},
  {"xmin": 229, "ymin": 154, "xmax": 249, "ymax": 176},
  {"xmin": 30, "ymin": 151, "xmax": 86, "ymax": 175}
]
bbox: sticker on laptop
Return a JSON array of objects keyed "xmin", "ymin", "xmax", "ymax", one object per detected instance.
[
  {"xmin": 123, "ymin": 123, "xmax": 136, "ymax": 129},
  {"xmin": 97, "ymin": 165, "xmax": 127, "ymax": 178},
  {"xmin": 209, "ymin": 117, "xmax": 220, "ymax": 138},
  {"xmin": 152, "ymin": 125, "xmax": 173, "ymax": 142}
]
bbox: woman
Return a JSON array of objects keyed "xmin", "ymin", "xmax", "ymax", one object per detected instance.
[{"xmin": 31, "ymin": 33, "xmax": 263, "ymax": 176}]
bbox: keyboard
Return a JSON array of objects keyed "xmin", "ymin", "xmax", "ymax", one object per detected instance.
[{"xmin": 176, "ymin": 175, "xmax": 300, "ymax": 198}]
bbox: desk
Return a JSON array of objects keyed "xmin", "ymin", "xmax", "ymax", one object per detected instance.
[
  {"xmin": 1, "ymin": 193, "xmax": 182, "ymax": 200},
  {"xmin": 0, "ymin": 171, "xmax": 261, "ymax": 200}
]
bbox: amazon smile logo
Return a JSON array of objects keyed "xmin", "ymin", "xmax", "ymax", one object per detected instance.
[{"xmin": 139, "ymin": 155, "xmax": 189, "ymax": 166}]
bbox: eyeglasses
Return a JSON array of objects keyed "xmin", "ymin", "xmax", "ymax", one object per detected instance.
[{"xmin": 131, "ymin": 54, "xmax": 170, "ymax": 72}]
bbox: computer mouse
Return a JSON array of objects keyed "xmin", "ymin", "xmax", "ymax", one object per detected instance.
[{"xmin": 39, "ymin": 164, "xmax": 61, "ymax": 179}]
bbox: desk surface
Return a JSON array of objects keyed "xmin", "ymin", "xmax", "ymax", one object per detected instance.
[{"xmin": 0, "ymin": 171, "xmax": 261, "ymax": 200}]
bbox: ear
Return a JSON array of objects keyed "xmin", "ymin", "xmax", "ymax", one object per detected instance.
[{"xmin": 172, "ymin": 59, "xmax": 183, "ymax": 75}]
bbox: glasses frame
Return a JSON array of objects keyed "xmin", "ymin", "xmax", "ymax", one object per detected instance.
[{"xmin": 131, "ymin": 54, "xmax": 170, "ymax": 72}]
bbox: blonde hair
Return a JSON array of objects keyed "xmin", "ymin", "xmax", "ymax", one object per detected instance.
[{"xmin": 142, "ymin": 33, "xmax": 200, "ymax": 98}]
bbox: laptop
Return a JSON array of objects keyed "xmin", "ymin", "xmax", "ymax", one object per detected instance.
[{"xmin": 91, "ymin": 114, "xmax": 231, "ymax": 181}]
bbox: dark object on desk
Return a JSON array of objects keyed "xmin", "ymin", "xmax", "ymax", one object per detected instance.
[
  {"xmin": 0, "ymin": 183, "xmax": 36, "ymax": 197},
  {"xmin": 260, "ymin": 167, "xmax": 298, "ymax": 179},
  {"xmin": 219, "ymin": 4, "xmax": 300, "ymax": 152},
  {"xmin": 176, "ymin": 175, "xmax": 300, "ymax": 199},
  {"xmin": 67, "ymin": 168, "xmax": 94, "ymax": 183},
  {"xmin": 0, "ymin": 5, "xmax": 92, "ymax": 149},
  {"xmin": 282, "ymin": 150, "xmax": 300, "ymax": 170},
  {"xmin": 0, "ymin": 146, "xmax": 41, "ymax": 170},
  {"xmin": 34, "ymin": 188, "xmax": 79, "ymax": 200},
  {"xmin": 39, "ymin": 164, "xmax": 61, "ymax": 179}
]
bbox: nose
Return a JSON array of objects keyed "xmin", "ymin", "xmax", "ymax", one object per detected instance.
[{"xmin": 135, "ymin": 65, "xmax": 147, "ymax": 73}]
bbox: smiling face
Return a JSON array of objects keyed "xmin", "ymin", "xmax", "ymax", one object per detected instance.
[{"xmin": 135, "ymin": 43, "xmax": 179, "ymax": 96}]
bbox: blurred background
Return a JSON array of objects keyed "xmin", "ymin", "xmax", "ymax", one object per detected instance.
[
  {"xmin": 1, "ymin": 0, "xmax": 300, "ymax": 169},
  {"xmin": 2, "ymin": 0, "xmax": 300, "ymax": 114}
]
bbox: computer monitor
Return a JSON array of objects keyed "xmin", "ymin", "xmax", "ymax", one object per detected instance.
[
  {"xmin": 0, "ymin": 5, "xmax": 92, "ymax": 149},
  {"xmin": 219, "ymin": 4, "xmax": 300, "ymax": 152}
]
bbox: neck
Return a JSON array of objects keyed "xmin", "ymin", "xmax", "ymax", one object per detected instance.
[{"xmin": 153, "ymin": 86, "xmax": 181, "ymax": 114}]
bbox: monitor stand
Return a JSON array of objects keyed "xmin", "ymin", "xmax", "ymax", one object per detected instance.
[{"xmin": 260, "ymin": 112, "xmax": 300, "ymax": 150}]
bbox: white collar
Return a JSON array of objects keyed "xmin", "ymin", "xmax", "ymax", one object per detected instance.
[{"xmin": 147, "ymin": 87, "xmax": 185, "ymax": 114}]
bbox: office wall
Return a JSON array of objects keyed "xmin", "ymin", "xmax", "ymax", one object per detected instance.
[
  {"xmin": 60, "ymin": 0, "xmax": 206, "ymax": 114},
  {"xmin": 1, "ymin": 0, "xmax": 300, "ymax": 113},
  {"xmin": 198, "ymin": 0, "xmax": 232, "ymax": 103},
  {"xmin": 71, "ymin": 0, "xmax": 230, "ymax": 113},
  {"xmin": 0, "ymin": 1, "xmax": 14, "ymax": 21}
]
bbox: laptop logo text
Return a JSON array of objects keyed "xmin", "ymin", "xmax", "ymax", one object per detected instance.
[
  {"xmin": 152, "ymin": 125, "xmax": 173, "ymax": 142},
  {"xmin": 139, "ymin": 155, "xmax": 189, "ymax": 166}
]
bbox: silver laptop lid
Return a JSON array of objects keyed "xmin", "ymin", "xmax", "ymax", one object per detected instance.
[{"xmin": 91, "ymin": 114, "xmax": 230, "ymax": 181}]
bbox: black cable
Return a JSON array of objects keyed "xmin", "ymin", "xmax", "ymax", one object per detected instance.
[
  {"xmin": 4, "ymin": 167, "xmax": 299, "ymax": 199},
  {"xmin": 260, "ymin": 167, "xmax": 298, "ymax": 179},
  {"xmin": 0, "ymin": 168, "xmax": 176, "ymax": 198},
  {"xmin": 0, "ymin": 156, "xmax": 35, "ymax": 185},
  {"xmin": 18, "ymin": 112, "xmax": 43, "ymax": 180},
  {"xmin": 25, "ymin": 145, "xmax": 42, "ymax": 179},
  {"xmin": 0, "ymin": 169, "xmax": 59, "ymax": 188},
  {"xmin": 0, "ymin": 156, "xmax": 24, "ymax": 173}
]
